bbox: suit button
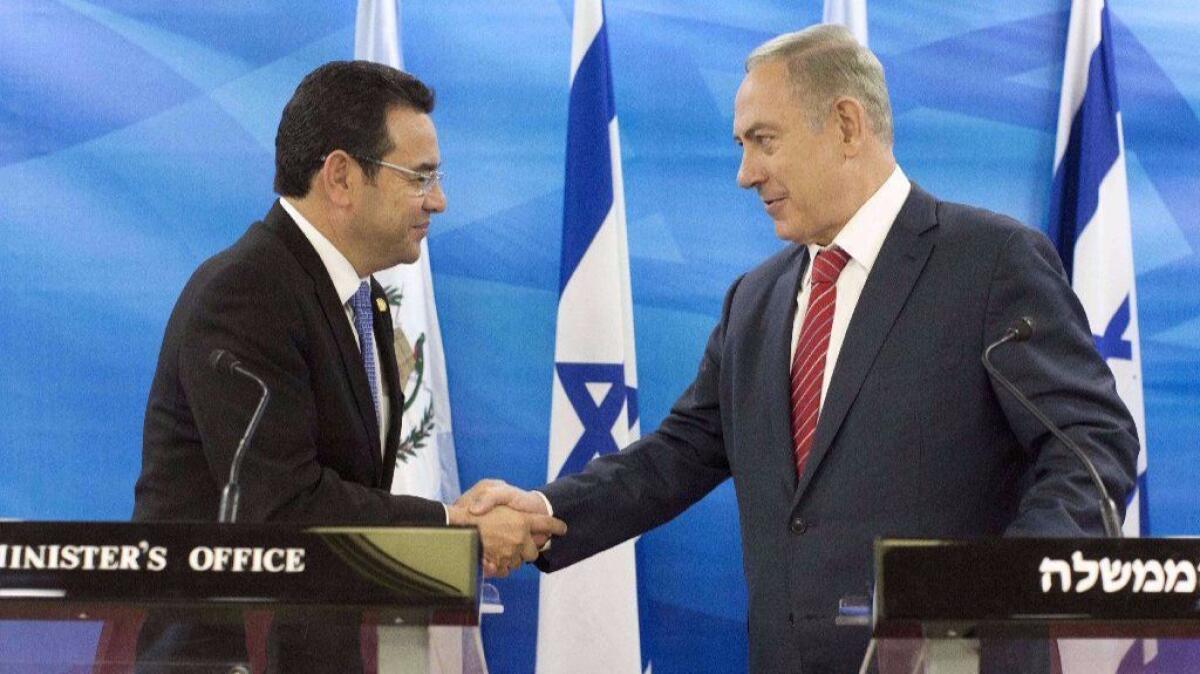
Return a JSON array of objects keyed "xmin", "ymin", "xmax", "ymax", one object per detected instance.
[{"xmin": 790, "ymin": 517, "xmax": 808, "ymax": 534}]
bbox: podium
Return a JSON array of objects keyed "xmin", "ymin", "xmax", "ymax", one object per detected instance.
[
  {"xmin": 865, "ymin": 538, "xmax": 1200, "ymax": 673},
  {"xmin": 0, "ymin": 521, "xmax": 480, "ymax": 672}
]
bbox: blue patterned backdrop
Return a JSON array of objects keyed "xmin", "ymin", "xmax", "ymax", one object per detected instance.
[{"xmin": 2, "ymin": 1, "xmax": 1198, "ymax": 671}]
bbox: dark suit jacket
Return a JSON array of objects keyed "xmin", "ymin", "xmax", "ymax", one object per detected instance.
[
  {"xmin": 536, "ymin": 186, "xmax": 1139, "ymax": 673},
  {"xmin": 135, "ymin": 201, "xmax": 443, "ymax": 526},
  {"xmin": 132, "ymin": 202, "xmax": 444, "ymax": 672}
]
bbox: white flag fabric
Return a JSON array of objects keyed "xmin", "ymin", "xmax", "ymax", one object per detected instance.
[
  {"xmin": 539, "ymin": 1, "xmax": 643, "ymax": 672},
  {"xmin": 1049, "ymin": 1, "xmax": 1151, "ymax": 671},
  {"xmin": 356, "ymin": 0, "xmax": 460, "ymax": 506},
  {"xmin": 354, "ymin": 2, "xmax": 483, "ymax": 673},
  {"xmin": 823, "ymin": 0, "xmax": 868, "ymax": 46}
]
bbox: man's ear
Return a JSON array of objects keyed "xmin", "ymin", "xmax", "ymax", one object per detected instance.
[
  {"xmin": 832, "ymin": 96, "xmax": 869, "ymax": 157},
  {"xmin": 317, "ymin": 150, "xmax": 356, "ymax": 207}
]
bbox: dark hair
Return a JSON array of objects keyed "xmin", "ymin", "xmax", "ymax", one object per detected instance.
[{"xmin": 273, "ymin": 60, "xmax": 435, "ymax": 197}]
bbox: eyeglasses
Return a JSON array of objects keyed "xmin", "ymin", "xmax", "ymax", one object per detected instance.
[
  {"xmin": 355, "ymin": 156, "xmax": 444, "ymax": 196},
  {"xmin": 318, "ymin": 154, "xmax": 445, "ymax": 196}
]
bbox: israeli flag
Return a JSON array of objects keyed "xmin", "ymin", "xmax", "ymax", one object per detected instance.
[
  {"xmin": 1048, "ymin": 0, "xmax": 1147, "ymax": 538},
  {"xmin": 1050, "ymin": 2, "xmax": 1152, "ymax": 670},
  {"xmin": 540, "ymin": 1, "xmax": 643, "ymax": 672}
]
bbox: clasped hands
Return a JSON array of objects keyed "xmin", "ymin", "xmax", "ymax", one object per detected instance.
[{"xmin": 447, "ymin": 479, "xmax": 561, "ymax": 577}]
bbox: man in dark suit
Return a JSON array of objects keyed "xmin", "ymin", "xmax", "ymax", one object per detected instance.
[
  {"xmin": 133, "ymin": 61, "xmax": 564, "ymax": 671},
  {"xmin": 464, "ymin": 25, "xmax": 1139, "ymax": 672}
]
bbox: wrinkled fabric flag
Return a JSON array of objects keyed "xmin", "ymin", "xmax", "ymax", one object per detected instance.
[{"xmin": 539, "ymin": 1, "xmax": 643, "ymax": 672}]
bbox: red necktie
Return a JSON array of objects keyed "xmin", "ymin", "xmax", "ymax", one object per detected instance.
[{"xmin": 790, "ymin": 246, "xmax": 851, "ymax": 478}]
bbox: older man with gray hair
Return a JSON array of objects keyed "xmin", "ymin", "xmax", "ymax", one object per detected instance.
[{"xmin": 468, "ymin": 24, "xmax": 1137, "ymax": 672}]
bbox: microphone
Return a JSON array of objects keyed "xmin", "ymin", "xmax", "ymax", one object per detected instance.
[
  {"xmin": 208, "ymin": 348, "xmax": 241, "ymax": 375},
  {"xmin": 208, "ymin": 349, "xmax": 271, "ymax": 524},
  {"xmin": 981, "ymin": 318, "xmax": 1122, "ymax": 538}
]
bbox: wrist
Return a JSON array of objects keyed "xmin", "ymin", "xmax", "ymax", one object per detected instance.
[{"xmin": 446, "ymin": 503, "xmax": 474, "ymax": 526}]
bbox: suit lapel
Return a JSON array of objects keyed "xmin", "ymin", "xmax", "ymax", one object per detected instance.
[
  {"xmin": 792, "ymin": 186, "xmax": 938, "ymax": 504},
  {"xmin": 262, "ymin": 202, "xmax": 384, "ymax": 477},
  {"xmin": 373, "ymin": 279, "xmax": 403, "ymax": 491}
]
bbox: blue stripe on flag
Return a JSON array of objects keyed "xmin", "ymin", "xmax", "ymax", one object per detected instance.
[
  {"xmin": 1047, "ymin": 6, "xmax": 1121, "ymax": 280},
  {"xmin": 1134, "ymin": 468, "xmax": 1150, "ymax": 535},
  {"xmin": 560, "ymin": 21, "xmax": 617, "ymax": 293}
]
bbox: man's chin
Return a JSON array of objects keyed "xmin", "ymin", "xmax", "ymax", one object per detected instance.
[
  {"xmin": 380, "ymin": 252, "xmax": 421, "ymax": 271},
  {"xmin": 772, "ymin": 218, "xmax": 803, "ymax": 244}
]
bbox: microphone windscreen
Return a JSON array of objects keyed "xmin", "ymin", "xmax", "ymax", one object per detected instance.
[
  {"xmin": 208, "ymin": 349, "xmax": 240, "ymax": 373},
  {"xmin": 1010, "ymin": 317, "xmax": 1035, "ymax": 342}
]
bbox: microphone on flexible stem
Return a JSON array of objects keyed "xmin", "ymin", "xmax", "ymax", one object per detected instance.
[
  {"xmin": 208, "ymin": 349, "xmax": 271, "ymax": 524},
  {"xmin": 981, "ymin": 317, "xmax": 1122, "ymax": 538}
]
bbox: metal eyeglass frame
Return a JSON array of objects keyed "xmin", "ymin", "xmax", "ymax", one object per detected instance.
[{"xmin": 318, "ymin": 154, "xmax": 444, "ymax": 196}]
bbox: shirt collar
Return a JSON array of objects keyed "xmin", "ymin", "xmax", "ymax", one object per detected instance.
[
  {"xmin": 806, "ymin": 165, "xmax": 911, "ymax": 274},
  {"xmin": 279, "ymin": 197, "xmax": 368, "ymax": 306}
]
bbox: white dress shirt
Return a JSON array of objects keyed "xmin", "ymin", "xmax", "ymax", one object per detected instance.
[
  {"xmin": 280, "ymin": 198, "xmax": 390, "ymax": 456},
  {"xmin": 790, "ymin": 166, "xmax": 912, "ymax": 409}
]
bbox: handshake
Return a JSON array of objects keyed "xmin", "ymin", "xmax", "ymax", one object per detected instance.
[{"xmin": 446, "ymin": 480, "xmax": 564, "ymax": 577}]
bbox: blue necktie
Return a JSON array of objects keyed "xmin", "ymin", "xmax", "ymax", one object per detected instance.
[{"xmin": 350, "ymin": 281, "xmax": 380, "ymax": 431}]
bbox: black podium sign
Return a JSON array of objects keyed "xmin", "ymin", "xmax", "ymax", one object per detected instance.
[
  {"xmin": 0, "ymin": 522, "xmax": 480, "ymax": 625},
  {"xmin": 875, "ymin": 538, "xmax": 1200, "ymax": 638}
]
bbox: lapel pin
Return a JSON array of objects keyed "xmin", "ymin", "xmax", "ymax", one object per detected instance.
[{"xmin": 376, "ymin": 298, "xmax": 388, "ymax": 313}]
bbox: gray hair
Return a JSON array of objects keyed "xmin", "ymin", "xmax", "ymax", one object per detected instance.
[{"xmin": 746, "ymin": 25, "xmax": 894, "ymax": 145}]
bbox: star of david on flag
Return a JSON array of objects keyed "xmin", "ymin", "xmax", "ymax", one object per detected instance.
[{"xmin": 555, "ymin": 362, "xmax": 639, "ymax": 477}]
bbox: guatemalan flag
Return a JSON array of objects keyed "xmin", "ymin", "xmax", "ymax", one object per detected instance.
[
  {"xmin": 354, "ymin": 2, "xmax": 485, "ymax": 673},
  {"xmin": 1049, "ymin": 2, "xmax": 1154, "ymax": 671},
  {"xmin": 540, "ymin": 1, "xmax": 643, "ymax": 673}
]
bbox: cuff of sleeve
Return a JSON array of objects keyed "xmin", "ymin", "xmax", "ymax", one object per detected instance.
[
  {"xmin": 535, "ymin": 490, "xmax": 554, "ymax": 552},
  {"xmin": 535, "ymin": 490, "xmax": 554, "ymax": 517},
  {"xmin": 442, "ymin": 503, "xmax": 450, "ymax": 526}
]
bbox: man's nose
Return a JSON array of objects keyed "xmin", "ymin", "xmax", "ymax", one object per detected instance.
[
  {"xmin": 737, "ymin": 152, "xmax": 763, "ymax": 189},
  {"xmin": 424, "ymin": 181, "xmax": 447, "ymax": 213}
]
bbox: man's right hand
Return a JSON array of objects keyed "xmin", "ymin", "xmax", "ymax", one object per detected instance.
[
  {"xmin": 459, "ymin": 479, "xmax": 550, "ymax": 518},
  {"xmin": 447, "ymin": 500, "xmax": 565, "ymax": 577}
]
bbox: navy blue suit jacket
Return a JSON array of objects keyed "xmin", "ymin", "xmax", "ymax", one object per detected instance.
[{"xmin": 536, "ymin": 186, "xmax": 1139, "ymax": 673}]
